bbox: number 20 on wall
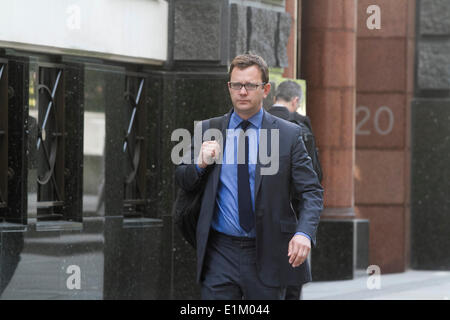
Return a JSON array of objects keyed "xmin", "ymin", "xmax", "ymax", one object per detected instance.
[{"xmin": 356, "ymin": 106, "xmax": 394, "ymax": 136}]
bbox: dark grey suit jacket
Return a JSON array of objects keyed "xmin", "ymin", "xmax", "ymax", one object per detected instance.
[{"xmin": 175, "ymin": 109, "xmax": 323, "ymax": 287}]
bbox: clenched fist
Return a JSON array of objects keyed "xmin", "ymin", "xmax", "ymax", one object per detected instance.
[{"xmin": 197, "ymin": 140, "xmax": 221, "ymax": 168}]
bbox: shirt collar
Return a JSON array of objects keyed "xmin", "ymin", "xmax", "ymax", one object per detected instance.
[
  {"xmin": 272, "ymin": 103, "xmax": 288, "ymax": 109},
  {"xmin": 229, "ymin": 106, "xmax": 264, "ymax": 130}
]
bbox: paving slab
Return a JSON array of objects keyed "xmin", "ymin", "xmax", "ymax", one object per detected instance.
[{"xmin": 302, "ymin": 270, "xmax": 450, "ymax": 300}]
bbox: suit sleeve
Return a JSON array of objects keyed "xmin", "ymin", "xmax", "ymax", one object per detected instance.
[
  {"xmin": 175, "ymin": 121, "xmax": 209, "ymax": 192},
  {"xmin": 176, "ymin": 162, "xmax": 202, "ymax": 191},
  {"xmin": 290, "ymin": 128, "xmax": 324, "ymax": 247}
]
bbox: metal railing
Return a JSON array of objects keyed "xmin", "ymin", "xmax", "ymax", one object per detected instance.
[
  {"xmin": 34, "ymin": 65, "xmax": 65, "ymax": 221},
  {"xmin": 123, "ymin": 75, "xmax": 147, "ymax": 218}
]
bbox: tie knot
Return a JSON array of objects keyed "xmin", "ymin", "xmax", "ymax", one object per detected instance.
[{"xmin": 241, "ymin": 120, "xmax": 251, "ymax": 131}]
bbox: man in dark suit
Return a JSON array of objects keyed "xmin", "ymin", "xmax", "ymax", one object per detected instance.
[
  {"xmin": 268, "ymin": 80, "xmax": 312, "ymax": 133},
  {"xmin": 268, "ymin": 80, "xmax": 322, "ymax": 300},
  {"xmin": 175, "ymin": 54, "xmax": 323, "ymax": 300},
  {"xmin": 268, "ymin": 80, "xmax": 322, "ymax": 180}
]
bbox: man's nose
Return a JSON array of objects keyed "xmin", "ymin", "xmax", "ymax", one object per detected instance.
[{"xmin": 239, "ymin": 86, "xmax": 248, "ymax": 95}]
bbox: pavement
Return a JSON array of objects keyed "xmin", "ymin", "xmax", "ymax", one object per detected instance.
[
  {"xmin": 2, "ymin": 240, "xmax": 449, "ymax": 300},
  {"xmin": 302, "ymin": 269, "xmax": 450, "ymax": 300}
]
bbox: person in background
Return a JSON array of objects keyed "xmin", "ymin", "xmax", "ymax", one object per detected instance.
[{"xmin": 268, "ymin": 80, "xmax": 323, "ymax": 299}]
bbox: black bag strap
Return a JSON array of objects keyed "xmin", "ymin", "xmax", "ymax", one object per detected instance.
[
  {"xmin": 202, "ymin": 116, "xmax": 225, "ymax": 146},
  {"xmin": 207, "ymin": 116, "xmax": 224, "ymax": 131}
]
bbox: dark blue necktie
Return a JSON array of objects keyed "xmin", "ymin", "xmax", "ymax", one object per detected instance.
[{"xmin": 238, "ymin": 120, "xmax": 254, "ymax": 232}]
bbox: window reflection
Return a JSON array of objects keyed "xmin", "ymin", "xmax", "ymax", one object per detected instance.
[
  {"xmin": 27, "ymin": 65, "xmax": 38, "ymax": 218},
  {"xmin": 83, "ymin": 69, "xmax": 106, "ymax": 216}
]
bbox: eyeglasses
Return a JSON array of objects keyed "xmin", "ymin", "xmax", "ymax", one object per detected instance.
[{"xmin": 228, "ymin": 82, "xmax": 266, "ymax": 91}]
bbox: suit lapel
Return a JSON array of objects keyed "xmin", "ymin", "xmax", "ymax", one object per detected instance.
[
  {"xmin": 254, "ymin": 110, "xmax": 278, "ymax": 200},
  {"xmin": 211, "ymin": 110, "xmax": 232, "ymax": 199}
]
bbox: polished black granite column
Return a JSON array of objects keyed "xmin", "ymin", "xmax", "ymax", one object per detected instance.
[
  {"xmin": 311, "ymin": 219, "xmax": 370, "ymax": 281},
  {"xmin": 62, "ymin": 59, "xmax": 84, "ymax": 223},
  {"xmin": 411, "ymin": 0, "xmax": 450, "ymax": 270},
  {"xmin": 147, "ymin": 70, "xmax": 231, "ymax": 299},
  {"xmin": 411, "ymin": 99, "xmax": 450, "ymax": 269},
  {"xmin": 5, "ymin": 56, "xmax": 28, "ymax": 225}
]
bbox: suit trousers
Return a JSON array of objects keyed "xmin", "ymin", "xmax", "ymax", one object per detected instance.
[
  {"xmin": 285, "ymin": 285, "xmax": 302, "ymax": 300},
  {"xmin": 201, "ymin": 229, "xmax": 286, "ymax": 300}
]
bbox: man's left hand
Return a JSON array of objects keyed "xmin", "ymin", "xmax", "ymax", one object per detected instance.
[{"xmin": 288, "ymin": 234, "xmax": 311, "ymax": 268}]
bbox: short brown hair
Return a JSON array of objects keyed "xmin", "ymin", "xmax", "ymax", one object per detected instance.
[{"xmin": 229, "ymin": 54, "xmax": 269, "ymax": 84}]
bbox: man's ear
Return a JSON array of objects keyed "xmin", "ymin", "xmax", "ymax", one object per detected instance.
[
  {"xmin": 291, "ymin": 96, "xmax": 300, "ymax": 111},
  {"xmin": 263, "ymin": 82, "xmax": 271, "ymax": 98}
]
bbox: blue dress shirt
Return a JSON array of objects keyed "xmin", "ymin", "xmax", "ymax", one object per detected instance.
[{"xmin": 196, "ymin": 108, "xmax": 311, "ymax": 241}]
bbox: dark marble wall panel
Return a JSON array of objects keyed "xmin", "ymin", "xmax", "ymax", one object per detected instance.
[
  {"xmin": 417, "ymin": 40, "xmax": 450, "ymax": 90},
  {"xmin": 173, "ymin": 74, "xmax": 230, "ymax": 299},
  {"xmin": 147, "ymin": 70, "xmax": 230, "ymax": 299},
  {"xmin": 104, "ymin": 69, "xmax": 126, "ymax": 218},
  {"xmin": 277, "ymin": 12, "xmax": 292, "ymax": 68},
  {"xmin": 63, "ymin": 61, "xmax": 84, "ymax": 222},
  {"xmin": 103, "ymin": 216, "xmax": 137, "ymax": 299},
  {"xmin": 145, "ymin": 76, "xmax": 163, "ymax": 218},
  {"xmin": 230, "ymin": 3, "xmax": 248, "ymax": 58},
  {"xmin": 174, "ymin": 1, "xmax": 290, "ymax": 68},
  {"xmin": 0, "ymin": 60, "xmax": 7, "ymax": 214},
  {"xmin": 411, "ymin": 1, "xmax": 450, "ymax": 270},
  {"xmin": 0, "ymin": 231, "xmax": 24, "ymax": 297},
  {"xmin": 154, "ymin": 215, "xmax": 172, "ymax": 299},
  {"xmin": 5, "ymin": 57, "xmax": 28, "ymax": 225},
  {"xmin": 139, "ymin": 220, "xmax": 166, "ymax": 299},
  {"xmin": 173, "ymin": 0, "xmax": 224, "ymax": 61},
  {"xmin": 248, "ymin": 6, "xmax": 278, "ymax": 67},
  {"xmin": 103, "ymin": 218, "xmax": 166, "ymax": 299},
  {"xmin": 145, "ymin": 74, "xmax": 173, "ymax": 299},
  {"xmin": 356, "ymin": 220, "xmax": 370, "ymax": 270},
  {"xmin": 147, "ymin": 71, "xmax": 230, "ymax": 217},
  {"xmin": 416, "ymin": 0, "xmax": 450, "ymax": 94},
  {"xmin": 102, "ymin": 217, "xmax": 123, "ymax": 299},
  {"xmin": 173, "ymin": 75, "xmax": 231, "ymax": 129},
  {"xmin": 411, "ymin": 99, "xmax": 450, "ymax": 269},
  {"xmin": 246, "ymin": 6, "xmax": 291, "ymax": 68},
  {"xmin": 419, "ymin": 0, "xmax": 450, "ymax": 35},
  {"xmin": 311, "ymin": 220, "xmax": 354, "ymax": 281},
  {"xmin": 147, "ymin": 72, "xmax": 175, "ymax": 221}
]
